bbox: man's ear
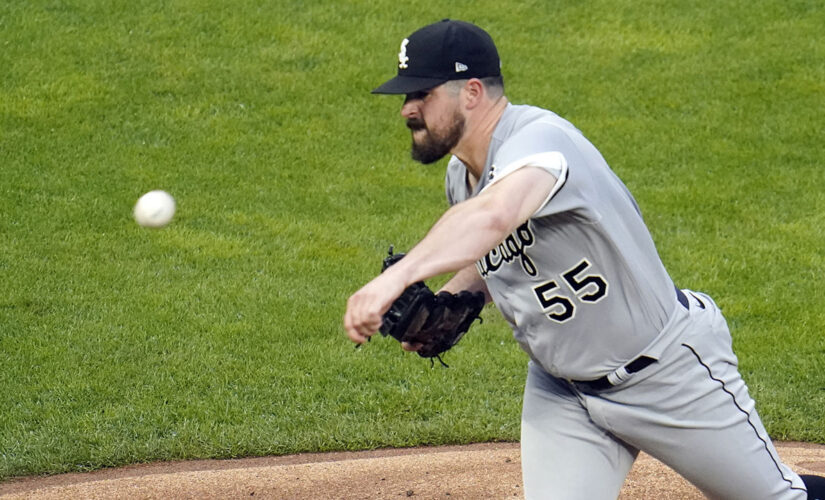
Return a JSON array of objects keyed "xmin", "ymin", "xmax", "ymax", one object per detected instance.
[{"xmin": 463, "ymin": 78, "xmax": 485, "ymax": 109}]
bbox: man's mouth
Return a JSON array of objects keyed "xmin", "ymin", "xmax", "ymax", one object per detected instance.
[{"xmin": 406, "ymin": 119, "xmax": 426, "ymax": 131}]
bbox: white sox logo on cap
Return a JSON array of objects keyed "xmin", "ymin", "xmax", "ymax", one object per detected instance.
[
  {"xmin": 398, "ymin": 38, "xmax": 410, "ymax": 69},
  {"xmin": 373, "ymin": 19, "xmax": 501, "ymax": 95}
]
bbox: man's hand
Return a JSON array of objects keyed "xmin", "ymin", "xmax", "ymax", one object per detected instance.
[{"xmin": 344, "ymin": 271, "xmax": 407, "ymax": 344}]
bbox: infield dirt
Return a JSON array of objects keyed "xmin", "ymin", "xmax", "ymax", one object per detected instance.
[{"xmin": 1, "ymin": 441, "xmax": 824, "ymax": 499}]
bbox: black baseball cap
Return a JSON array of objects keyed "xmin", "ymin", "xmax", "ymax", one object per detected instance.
[{"xmin": 372, "ymin": 19, "xmax": 501, "ymax": 95}]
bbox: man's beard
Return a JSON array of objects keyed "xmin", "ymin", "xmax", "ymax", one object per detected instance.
[{"xmin": 407, "ymin": 111, "xmax": 465, "ymax": 164}]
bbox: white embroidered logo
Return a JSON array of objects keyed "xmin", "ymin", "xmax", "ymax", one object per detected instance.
[
  {"xmin": 455, "ymin": 62, "xmax": 468, "ymax": 72},
  {"xmin": 398, "ymin": 38, "xmax": 410, "ymax": 69}
]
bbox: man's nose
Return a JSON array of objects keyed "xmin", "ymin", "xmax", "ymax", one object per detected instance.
[{"xmin": 401, "ymin": 99, "xmax": 419, "ymax": 120}]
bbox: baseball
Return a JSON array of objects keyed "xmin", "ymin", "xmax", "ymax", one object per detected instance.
[{"xmin": 133, "ymin": 190, "xmax": 176, "ymax": 228}]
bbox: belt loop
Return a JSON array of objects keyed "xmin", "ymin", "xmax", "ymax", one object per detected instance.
[{"xmin": 606, "ymin": 366, "xmax": 630, "ymax": 386}]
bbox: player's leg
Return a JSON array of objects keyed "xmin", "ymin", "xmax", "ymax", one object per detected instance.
[
  {"xmin": 521, "ymin": 361, "xmax": 638, "ymax": 500},
  {"xmin": 651, "ymin": 342, "xmax": 806, "ymax": 499},
  {"xmin": 590, "ymin": 293, "xmax": 807, "ymax": 499}
]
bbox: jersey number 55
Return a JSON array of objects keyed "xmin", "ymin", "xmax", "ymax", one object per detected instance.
[{"xmin": 532, "ymin": 259, "xmax": 608, "ymax": 323}]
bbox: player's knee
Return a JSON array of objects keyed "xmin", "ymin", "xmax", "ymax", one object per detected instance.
[{"xmin": 801, "ymin": 475, "xmax": 825, "ymax": 500}]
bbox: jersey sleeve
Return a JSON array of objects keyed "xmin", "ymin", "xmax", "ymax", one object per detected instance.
[{"xmin": 481, "ymin": 120, "xmax": 572, "ymax": 216}]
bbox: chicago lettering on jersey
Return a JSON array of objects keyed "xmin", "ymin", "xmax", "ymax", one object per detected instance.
[{"xmin": 477, "ymin": 221, "xmax": 537, "ymax": 277}]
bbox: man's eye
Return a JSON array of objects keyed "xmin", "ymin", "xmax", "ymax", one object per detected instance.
[{"xmin": 406, "ymin": 91, "xmax": 429, "ymax": 102}]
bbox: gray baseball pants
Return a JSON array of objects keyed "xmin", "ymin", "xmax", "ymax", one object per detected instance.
[{"xmin": 521, "ymin": 290, "xmax": 807, "ymax": 499}]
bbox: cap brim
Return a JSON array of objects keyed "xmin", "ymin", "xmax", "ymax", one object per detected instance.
[{"xmin": 371, "ymin": 75, "xmax": 447, "ymax": 95}]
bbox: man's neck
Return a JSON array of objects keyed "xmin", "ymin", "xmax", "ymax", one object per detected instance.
[{"xmin": 452, "ymin": 97, "xmax": 509, "ymax": 183}]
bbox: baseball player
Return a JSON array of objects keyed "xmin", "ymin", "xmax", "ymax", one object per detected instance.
[{"xmin": 344, "ymin": 19, "xmax": 825, "ymax": 499}]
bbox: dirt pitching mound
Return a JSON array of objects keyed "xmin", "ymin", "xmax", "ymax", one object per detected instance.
[{"xmin": 2, "ymin": 441, "xmax": 824, "ymax": 499}]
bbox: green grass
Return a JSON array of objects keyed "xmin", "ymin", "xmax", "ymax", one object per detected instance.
[{"xmin": 2, "ymin": 0, "xmax": 824, "ymax": 480}]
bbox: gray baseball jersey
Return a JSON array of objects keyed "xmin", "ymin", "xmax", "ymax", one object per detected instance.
[
  {"xmin": 445, "ymin": 103, "xmax": 811, "ymax": 499},
  {"xmin": 445, "ymin": 104, "xmax": 678, "ymax": 381}
]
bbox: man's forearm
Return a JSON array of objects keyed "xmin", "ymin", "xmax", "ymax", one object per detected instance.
[
  {"xmin": 439, "ymin": 265, "xmax": 491, "ymax": 302},
  {"xmin": 382, "ymin": 167, "xmax": 557, "ymax": 292},
  {"xmin": 383, "ymin": 196, "xmax": 510, "ymax": 289}
]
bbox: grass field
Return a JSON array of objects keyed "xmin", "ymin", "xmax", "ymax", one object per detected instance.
[{"xmin": 1, "ymin": 0, "xmax": 824, "ymax": 480}]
